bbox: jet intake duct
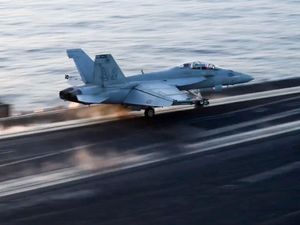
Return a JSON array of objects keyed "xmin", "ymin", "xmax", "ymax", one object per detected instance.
[{"xmin": 214, "ymin": 84, "xmax": 223, "ymax": 92}]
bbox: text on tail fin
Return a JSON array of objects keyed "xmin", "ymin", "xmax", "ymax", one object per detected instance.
[{"xmin": 93, "ymin": 54, "xmax": 127, "ymax": 87}]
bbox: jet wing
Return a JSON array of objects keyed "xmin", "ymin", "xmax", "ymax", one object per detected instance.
[
  {"xmin": 77, "ymin": 94, "xmax": 108, "ymax": 104},
  {"xmin": 124, "ymin": 83, "xmax": 192, "ymax": 107}
]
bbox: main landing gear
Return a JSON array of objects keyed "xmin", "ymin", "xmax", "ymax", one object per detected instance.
[
  {"xmin": 144, "ymin": 107, "xmax": 155, "ymax": 118},
  {"xmin": 195, "ymin": 98, "xmax": 210, "ymax": 108}
]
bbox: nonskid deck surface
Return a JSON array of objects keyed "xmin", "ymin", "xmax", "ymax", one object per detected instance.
[{"xmin": 0, "ymin": 82, "xmax": 300, "ymax": 225}]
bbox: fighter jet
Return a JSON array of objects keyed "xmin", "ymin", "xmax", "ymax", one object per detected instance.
[{"xmin": 60, "ymin": 49, "xmax": 253, "ymax": 117}]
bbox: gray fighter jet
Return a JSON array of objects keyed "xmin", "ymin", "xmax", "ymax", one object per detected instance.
[{"xmin": 60, "ymin": 49, "xmax": 253, "ymax": 117}]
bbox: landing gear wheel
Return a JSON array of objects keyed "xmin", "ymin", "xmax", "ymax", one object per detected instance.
[
  {"xmin": 195, "ymin": 99, "xmax": 209, "ymax": 108},
  {"xmin": 195, "ymin": 100, "xmax": 204, "ymax": 108},
  {"xmin": 144, "ymin": 107, "xmax": 155, "ymax": 118},
  {"xmin": 203, "ymin": 99, "xmax": 210, "ymax": 106}
]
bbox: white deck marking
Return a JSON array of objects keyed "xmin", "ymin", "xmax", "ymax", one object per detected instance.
[
  {"xmin": 0, "ymin": 144, "xmax": 95, "ymax": 168},
  {"xmin": 186, "ymin": 120, "xmax": 300, "ymax": 150},
  {"xmin": 0, "ymin": 142, "xmax": 164, "ymax": 168},
  {"xmin": 190, "ymin": 108, "xmax": 300, "ymax": 140},
  {"xmin": 0, "ymin": 168, "xmax": 83, "ymax": 197},
  {"xmin": 211, "ymin": 86, "xmax": 300, "ymax": 106},
  {"xmin": 0, "ymin": 150, "xmax": 13, "ymax": 155},
  {"xmin": 0, "ymin": 120, "xmax": 299, "ymax": 198},
  {"xmin": 239, "ymin": 161, "xmax": 300, "ymax": 183},
  {"xmin": 1, "ymin": 86, "xmax": 300, "ymax": 140}
]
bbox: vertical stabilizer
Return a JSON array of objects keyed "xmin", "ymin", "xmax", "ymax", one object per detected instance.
[
  {"xmin": 93, "ymin": 54, "xmax": 127, "ymax": 87},
  {"xmin": 67, "ymin": 49, "xmax": 94, "ymax": 84}
]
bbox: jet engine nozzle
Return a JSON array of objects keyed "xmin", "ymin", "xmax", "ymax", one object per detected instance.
[{"xmin": 59, "ymin": 88, "xmax": 80, "ymax": 103}]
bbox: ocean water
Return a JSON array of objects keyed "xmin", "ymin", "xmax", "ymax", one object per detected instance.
[{"xmin": 0, "ymin": 0, "xmax": 299, "ymax": 112}]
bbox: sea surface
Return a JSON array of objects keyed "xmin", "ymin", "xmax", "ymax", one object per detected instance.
[{"xmin": 0, "ymin": 0, "xmax": 299, "ymax": 112}]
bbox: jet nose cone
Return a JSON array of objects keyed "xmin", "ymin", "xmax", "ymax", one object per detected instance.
[
  {"xmin": 239, "ymin": 73, "xmax": 254, "ymax": 83},
  {"xmin": 228, "ymin": 71, "xmax": 254, "ymax": 85},
  {"xmin": 235, "ymin": 72, "xmax": 254, "ymax": 83}
]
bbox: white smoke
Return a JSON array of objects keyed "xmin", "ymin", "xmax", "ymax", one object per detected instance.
[
  {"xmin": 72, "ymin": 148, "xmax": 155, "ymax": 171},
  {"xmin": 0, "ymin": 125, "xmax": 33, "ymax": 135},
  {"xmin": 71, "ymin": 104, "xmax": 131, "ymax": 119}
]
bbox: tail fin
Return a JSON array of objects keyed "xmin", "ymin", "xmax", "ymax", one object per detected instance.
[
  {"xmin": 93, "ymin": 54, "xmax": 127, "ymax": 87},
  {"xmin": 67, "ymin": 49, "xmax": 94, "ymax": 84}
]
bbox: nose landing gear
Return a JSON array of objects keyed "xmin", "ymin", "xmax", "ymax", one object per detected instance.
[
  {"xmin": 187, "ymin": 89, "xmax": 209, "ymax": 108},
  {"xmin": 195, "ymin": 98, "xmax": 210, "ymax": 108}
]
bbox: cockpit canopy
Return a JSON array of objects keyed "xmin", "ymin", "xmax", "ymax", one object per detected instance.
[{"xmin": 180, "ymin": 61, "xmax": 216, "ymax": 70}]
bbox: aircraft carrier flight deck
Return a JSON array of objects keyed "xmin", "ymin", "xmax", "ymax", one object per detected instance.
[{"xmin": 0, "ymin": 79, "xmax": 300, "ymax": 225}]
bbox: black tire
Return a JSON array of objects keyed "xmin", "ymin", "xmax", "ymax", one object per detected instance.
[
  {"xmin": 144, "ymin": 107, "xmax": 155, "ymax": 118},
  {"xmin": 195, "ymin": 100, "xmax": 204, "ymax": 108},
  {"xmin": 203, "ymin": 99, "xmax": 210, "ymax": 105}
]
